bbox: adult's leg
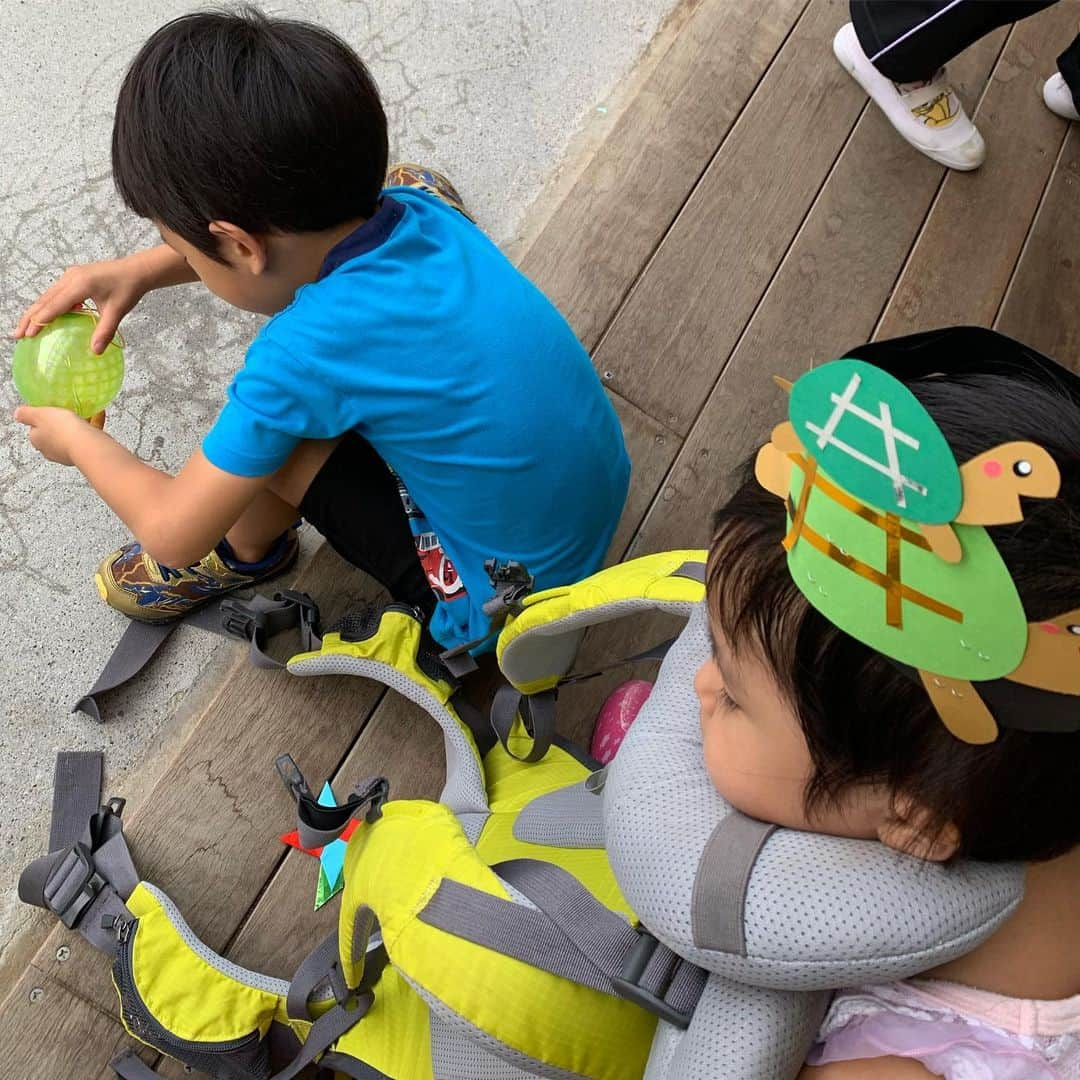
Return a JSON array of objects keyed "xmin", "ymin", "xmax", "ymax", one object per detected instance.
[
  {"xmin": 1048, "ymin": 33, "xmax": 1080, "ymax": 117},
  {"xmin": 850, "ymin": 1, "xmax": 1059, "ymax": 81}
]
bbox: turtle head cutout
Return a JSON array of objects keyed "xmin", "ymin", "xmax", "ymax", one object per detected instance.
[{"xmin": 757, "ymin": 356, "xmax": 1078, "ymax": 744}]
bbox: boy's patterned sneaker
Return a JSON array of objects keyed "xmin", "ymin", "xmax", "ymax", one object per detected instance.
[
  {"xmin": 94, "ymin": 528, "xmax": 300, "ymax": 623},
  {"xmin": 385, "ymin": 162, "xmax": 474, "ymax": 220}
]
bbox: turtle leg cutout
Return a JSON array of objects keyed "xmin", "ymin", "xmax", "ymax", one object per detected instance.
[
  {"xmin": 918, "ymin": 523, "xmax": 962, "ymax": 564},
  {"xmin": 754, "ymin": 443, "xmax": 792, "ymax": 500},
  {"xmin": 918, "ymin": 671, "xmax": 999, "ymax": 745}
]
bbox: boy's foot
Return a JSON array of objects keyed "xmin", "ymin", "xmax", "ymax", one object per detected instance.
[
  {"xmin": 1043, "ymin": 72, "xmax": 1080, "ymax": 120},
  {"xmin": 94, "ymin": 528, "xmax": 300, "ymax": 623},
  {"xmin": 386, "ymin": 162, "xmax": 474, "ymax": 220},
  {"xmin": 832, "ymin": 22, "xmax": 985, "ymax": 171}
]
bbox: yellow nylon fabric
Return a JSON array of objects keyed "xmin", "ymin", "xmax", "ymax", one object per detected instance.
[
  {"xmin": 329, "ymin": 965, "xmax": 435, "ymax": 1080},
  {"xmin": 480, "ymin": 739, "xmax": 634, "ymax": 918},
  {"xmin": 341, "ymin": 802, "xmax": 654, "ymax": 1080},
  {"xmin": 289, "ymin": 610, "xmax": 456, "ymax": 704},
  {"xmin": 497, "ymin": 550, "xmax": 707, "ymax": 694},
  {"xmin": 122, "ymin": 883, "xmax": 285, "ymax": 1043}
]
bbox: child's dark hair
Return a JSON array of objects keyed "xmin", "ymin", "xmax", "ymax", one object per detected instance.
[
  {"xmin": 112, "ymin": 7, "xmax": 387, "ymax": 259},
  {"xmin": 708, "ymin": 370, "xmax": 1080, "ymax": 863}
]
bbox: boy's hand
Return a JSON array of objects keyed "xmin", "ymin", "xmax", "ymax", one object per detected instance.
[
  {"xmin": 14, "ymin": 405, "xmax": 99, "ymax": 466},
  {"xmin": 13, "ymin": 257, "xmax": 149, "ymax": 354}
]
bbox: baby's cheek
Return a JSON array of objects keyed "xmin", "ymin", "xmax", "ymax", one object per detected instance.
[{"xmin": 700, "ymin": 712, "xmax": 742, "ymax": 802}]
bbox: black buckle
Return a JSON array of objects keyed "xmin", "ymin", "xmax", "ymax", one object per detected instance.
[
  {"xmin": 50, "ymin": 842, "xmax": 106, "ymax": 929},
  {"xmin": 354, "ymin": 777, "xmax": 390, "ymax": 824},
  {"xmin": 220, "ymin": 597, "xmax": 263, "ymax": 642},
  {"xmin": 220, "ymin": 591, "xmax": 321, "ymax": 645},
  {"xmin": 610, "ymin": 928, "xmax": 696, "ymax": 1029},
  {"xmin": 275, "ymin": 753, "xmax": 313, "ymax": 800},
  {"xmin": 482, "ymin": 559, "xmax": 534, "ymax": 618}
]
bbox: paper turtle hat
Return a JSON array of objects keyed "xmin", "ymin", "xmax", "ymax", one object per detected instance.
[{"xmin": 756, "ymin": 327, "xmax": 1080, "ymax": 744}]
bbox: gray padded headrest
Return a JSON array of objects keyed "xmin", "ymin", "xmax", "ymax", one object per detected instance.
[{"xmin": 604, "ymin": 603, "xmax": 1024, "ymax": 992}]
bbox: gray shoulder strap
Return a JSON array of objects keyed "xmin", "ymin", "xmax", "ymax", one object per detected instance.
[
  {"xmin": 418, "ymin": 858, "xmax": 706, "ymax": 1028},
  {"xmin": 691, "ymin": 813, "xmax": 776, "ymax": 955}
]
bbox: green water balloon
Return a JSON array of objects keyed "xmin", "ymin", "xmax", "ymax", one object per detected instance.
[{"xmin": 12, "ymin": 311, "xmax": 124, "ymax": 417}]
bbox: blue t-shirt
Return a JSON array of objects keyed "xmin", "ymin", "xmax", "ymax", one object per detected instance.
[{"xmin": 203, "ymin": 188, "xmax": 630, "ymax": 650}]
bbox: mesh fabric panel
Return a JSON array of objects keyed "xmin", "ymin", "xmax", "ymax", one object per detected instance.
[
  {"xmin": 605, "ymin": 604, "xmax": 1023, "ymax": 990},
  {"xmin": 404, "ymin": 976, "xmax": 588, "ymax": 1080},
  {"xmin": 430, "ymin": 1015, "xmax": 545, "ymax": 1078},
  {"xmin": 512, "ymin": 780, "xmax": 605, "ymax": 848},
  {"xmin": 287, "ymin": 653, "xmax": 488, "ymax": 815},
  {"xmin": 645, "ymin": 975, "xmax": 827, "ymax": 1079}
]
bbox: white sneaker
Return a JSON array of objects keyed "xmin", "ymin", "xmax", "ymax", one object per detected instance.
[
  {"xmin": 1043, "ymin": 72, "xmax": 1079, "ymax": 120},
  {"xmin": 832, "ymin": 22, "xmax": 986, "ymax": 171}
]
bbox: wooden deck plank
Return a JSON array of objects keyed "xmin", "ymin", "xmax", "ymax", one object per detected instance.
[
  {"xmin": 3, "ymin": 961, "xmax": 130, "ymax": 1078},
  {"xmin": 878, "ymin": 7, "xmax": 1074, "ymax": 337},
  {"xmin": 629, "ymin": 29, "xmax": 1007, "ymax": 556},
  {"xmin": 519, "ymin": 0, "xmax": 809, "ymax": 353},
  {"xmin": 606, "ymin": 391, "xmax": 683, "ymax": 563},
  {"xmin": 594, "ymin": 0, "xmax": 865, "ymax": 436},
  {"xmin": 996, "ymin": 125, "xmax": 1080, "ymax": 367}
]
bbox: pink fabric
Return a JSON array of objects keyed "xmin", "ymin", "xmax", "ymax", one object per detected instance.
[
  {"xmin": 590, "ymin": 679, "xmax": 652, "ymax": 764},
  {"xmin": 807, "ymin": 980, "xmax": 1080, "ymax": 1079}
]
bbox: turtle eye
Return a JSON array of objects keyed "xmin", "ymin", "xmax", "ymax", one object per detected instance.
[
  {"xmin": 1068, "ymin": 625, "xmax": 1080, "ymax": 636},
  {"xmin": 1013, "ymin": 459, "xmax": 1033, "ymax": 477}
]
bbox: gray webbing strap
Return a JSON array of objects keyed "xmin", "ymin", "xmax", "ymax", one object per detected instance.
[
  {"xmin": 489, "ymin": 686, "xmax": 557, "ymax": 763},
  {"xmin": 49, "ymin": 751, "xmax": 103, "ymax": 852},
  {"xmin": 270, "ymin": 993, "xmax": 374, "ymax": 1080},
  {"xmin": 287, "ymin": 906, "xmax": 385, "ymax": 1022},
  {"xmin": 316, "ymin": 1052, "xmax": 392, "ymax": 1079},
  {"xmin": 418, "ymin": 858, "xmax": 706, "ymax": 1027},
  {"xmin": 287, "ymin": 929, "xmax": 349, "ymax": 1021},
  {"xmin": 691, "ymin": 813, "xmax": 777, "ymax": 955},
  {"xmin": 111, "ymin": 1049, "xmax": 159, "ymax": 1078},
  {"xmin": 449, "ymin": 691, "xmax": 498, "ymax": 756},
  {"xmin": 19, "ymin": 753, "xmax": 139, "ymax": 955},
  {"xmin": 75, "ymin": 591, "xmax": 321, "ymax": 721}
]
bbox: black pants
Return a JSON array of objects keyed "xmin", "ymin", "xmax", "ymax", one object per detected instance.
[
  {"xmin": 851, "ymin": 0, "xmax": 1080, "ymax": 106},
  {"xmin": 298, "ymin": 432, "xmax": 436, "ymax": 618}
]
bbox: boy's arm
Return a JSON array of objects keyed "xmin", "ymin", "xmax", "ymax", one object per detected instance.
[
  {"xmin": 17, "ymin": 405, "xmax": 266, "ymax": 568},
  {"xmin": 14, "ymin": 245, "xmax": 198, "ymax": 354}
]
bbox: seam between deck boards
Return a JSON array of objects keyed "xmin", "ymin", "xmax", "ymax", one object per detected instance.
[
  {"xmin": 993, "ymin": 126, "xmax": 1074, "ymax": 328},
  {"xmin": 585, "ymin": 0, "xmax": 815, "ymax": 395}
]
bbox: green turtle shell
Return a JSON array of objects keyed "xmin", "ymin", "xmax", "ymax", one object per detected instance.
[
  {"xmin": 786, "ymin": 463, "xmax": 1027, "ymax": 680},
  {"xmin": 789, "ymin": 358, "xmax": 962, "ymax": 525}
]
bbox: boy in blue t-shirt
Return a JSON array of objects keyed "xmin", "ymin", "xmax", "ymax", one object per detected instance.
[{"xmin": 14, "ymin": 10, "xmax": 629, "ymax": 652}]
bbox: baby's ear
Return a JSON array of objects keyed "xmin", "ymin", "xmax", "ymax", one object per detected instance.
[{"xmin": 877, "ymin": 796, "xmax": 960, "ymax": 862}]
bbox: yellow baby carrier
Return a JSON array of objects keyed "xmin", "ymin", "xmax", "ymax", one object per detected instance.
[
  {"xmin": 21, "ymin": 548, "xmax": 1022, "ymax": 1079},
  {"xmin": 21, "ymin": 552, "xmax": 713, "ymax": 1080}
]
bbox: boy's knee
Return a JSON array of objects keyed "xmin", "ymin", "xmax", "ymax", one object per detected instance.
[{"xmin": 268, "ymin": 438, "xmax": 340, "ymax": 507}]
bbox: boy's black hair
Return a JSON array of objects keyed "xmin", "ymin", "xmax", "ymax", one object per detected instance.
[
  {"xmin": 112, "ymin": 7, "xmax": 388, "ymax": 259},
  {"xmin": 708, "ymin": 370, "xmax": 1080, "ymax": 863}
]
